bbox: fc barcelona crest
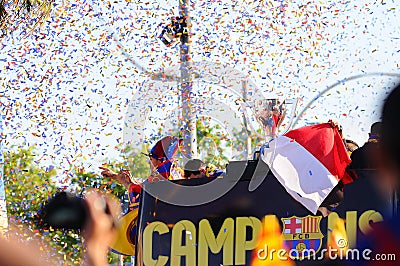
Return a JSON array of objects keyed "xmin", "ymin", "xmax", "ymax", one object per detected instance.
[{"xmin": 281, "ymin": 215, "xmax": 323, "ymax": 260}]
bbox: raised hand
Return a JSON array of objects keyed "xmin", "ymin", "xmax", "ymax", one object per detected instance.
[
  {"xmin": 99, "ymin": 166, "xmax": 118, "ymax": 178},
  {"xmin": 328, "ymin": 119, "xmax": 343, "ymax": 138},
  {"xmin": 83, "ymin": 191, "xmax": 121, "ymax": 266},
  {"xmin": 99, "ymin": 166, "xmax": 141, "ymax": 189},
  {"xmin": 328, "ymin": 119, "xmax": 339, "ymax": 129}
]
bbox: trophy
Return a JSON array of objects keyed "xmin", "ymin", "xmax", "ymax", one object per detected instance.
[{"xmin": 242, "ymin": 98, "xmax": 299, "ymax": 143}]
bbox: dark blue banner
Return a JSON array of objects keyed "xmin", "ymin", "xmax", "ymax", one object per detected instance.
[{"xmin": 134, "ymin": 160, "xmax": 395, "ymax": 266}]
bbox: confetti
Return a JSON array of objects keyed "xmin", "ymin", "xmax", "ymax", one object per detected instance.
[{"xmin": 0, "ymin": 0, "xmax": 398, "ymax": 184}]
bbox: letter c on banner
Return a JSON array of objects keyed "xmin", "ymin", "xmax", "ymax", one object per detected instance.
[
  {"xmin": 358, "ymin": 210, "xmax": 383, "ymax": 235},
  {"xmin": 143, "ymin": 222, "xmax": 170, "ymax": 266}
]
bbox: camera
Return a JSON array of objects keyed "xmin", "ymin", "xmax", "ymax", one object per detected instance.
[
  {"xmin": 158, "ymin": 16, "xmax": 188, "ymax": 47},
  {"xmin": 39, "ymin": 192, "xmax": 89, "ymax": 230}
]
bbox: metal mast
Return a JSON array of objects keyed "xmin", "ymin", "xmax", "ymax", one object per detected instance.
[
  {"xmin": 0, "ymin": 114, "xmax": 8, "ymax": 235},
  {"xmin": 179, "ymin": 0, "xmax": 197, "ymax": 159}
]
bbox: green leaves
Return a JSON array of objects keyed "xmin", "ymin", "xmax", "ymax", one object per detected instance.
[
  {"xmin": 3, "ymin": 147, "xmax": 85, "ymax": 264},
  {"xmin": 1, "ymin": 124, "xmax": 239, "ymax": 264},
  {"xmin": 196, "ymin": 119, "xmax": 230, "ymax": 168}
]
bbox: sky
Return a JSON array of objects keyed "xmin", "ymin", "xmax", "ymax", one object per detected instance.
[{"xmin": 0, "ymin": 0, "xmax": 399, "ymax": 183}]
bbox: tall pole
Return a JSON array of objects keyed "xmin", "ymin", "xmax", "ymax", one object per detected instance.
[
  {"xmin": 242, "ymin": 80, "xmax": 253, "ymax": 159},
  {"xmin": 0, "ymin": 114, "xmax": 8, "ymax": 235},
  {"xmin": 179, "ymin": 0, "xmax": 197, "ymax": 159}
]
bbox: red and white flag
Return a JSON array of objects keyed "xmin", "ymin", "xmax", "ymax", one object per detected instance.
[{"xmin": 260, "ymin": 123, "xmax": 351, "ymax": 214}]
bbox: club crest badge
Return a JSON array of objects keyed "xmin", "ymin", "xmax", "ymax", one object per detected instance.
[{"xmin": 281, "ymin": 215, "xmax": 323, "ymax": 260}]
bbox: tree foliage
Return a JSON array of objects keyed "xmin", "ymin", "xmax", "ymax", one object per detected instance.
[
  {"xmin": 2, "ymin": 145, "xmax": 150, "ymax": 264},
  {"xmin": 1, "ymin": 120, "xmax": 238, "ymax": 264},
  {"xmin": 3, "ymin": 146, "xmax": 83, "ymax": 265},
  {"xmin": 195, "ymin": 118, "xmax": 230, "ymax": 168}
]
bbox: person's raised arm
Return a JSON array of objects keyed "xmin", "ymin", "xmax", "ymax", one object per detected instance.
[
  {"xmin": 99, "ymin": 166, "xmax": 141, "ymax": 190},
  {"xmin": 83, "ymin": 191, "xmax": 121, "ymax": 266}
]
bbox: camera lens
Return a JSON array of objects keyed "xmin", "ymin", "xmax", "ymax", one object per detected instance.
[{"xmin": 40, "ymin": 192, "xmax": 89, "ymax": 230}]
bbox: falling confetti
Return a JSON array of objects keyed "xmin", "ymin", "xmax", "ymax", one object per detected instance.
[{"xmin": 0, "ymin": 0, "xmax": 399, "ymax": 181}]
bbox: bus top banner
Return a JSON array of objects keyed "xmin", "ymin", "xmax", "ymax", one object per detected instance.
[{"xmin": 134, "ymin": 160, "xmax": 395, "ymax": 266}]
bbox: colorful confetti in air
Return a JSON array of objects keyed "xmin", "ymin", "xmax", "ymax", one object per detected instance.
[{"xmin": 0, "ymin": 0, "xmax": 399, "ymax": 182}]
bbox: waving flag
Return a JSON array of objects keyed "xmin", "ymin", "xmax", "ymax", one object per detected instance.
[{"xmin": 261, "ymin": 123, "xmax": 351, "ymax": 214}]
